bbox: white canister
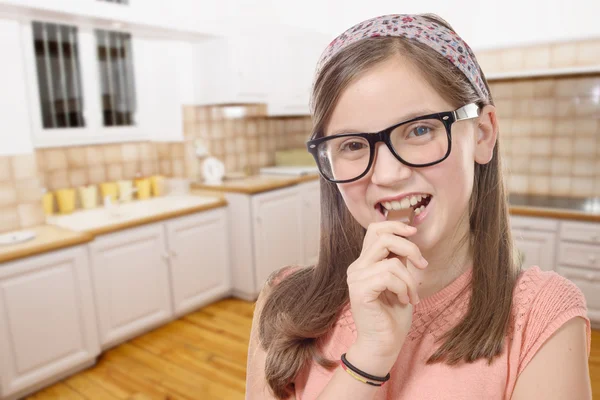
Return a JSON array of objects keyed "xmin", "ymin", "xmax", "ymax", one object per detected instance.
[
  {"xmin": 117, "ymin": 180, "xmax": 134, "ymax": 202},
  {"xmin": 79, "ymin": 185, "xmax": 98, "ymax": 209}
]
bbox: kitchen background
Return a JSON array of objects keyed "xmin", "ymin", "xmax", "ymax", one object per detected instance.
[{"xmin": 0, "ymin": 0, "xmax": 598, "ymax": 399}]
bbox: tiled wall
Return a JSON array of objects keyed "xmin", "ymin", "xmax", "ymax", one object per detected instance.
[
  {"xmin": 479, "ymin": 38, "xmax": 600, "ymax": 198},
  {"xmin": 36, "ymin": 142, "xmax": 186, "ymax": 191},
  {"xmin": 183, "ymin": 104, "xmax": 312, "ymax": 178},
  {"xmin": 0, "ymin": 154, "xmax": 46, "ymax": 232},
  {"xmin": 476, "ymin": 38, "xmax": 600, "ymax": 74},
  {"xmin": 492, "ymin": 75, "xmax": 600, "ymax": 197},
  {"xmin": 0, "ymin": 142, "xmax": 187, "ymax": 234}
]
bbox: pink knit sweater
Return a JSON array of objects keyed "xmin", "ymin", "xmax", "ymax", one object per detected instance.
[{"xmin": 289, "ymin": 266, "xmax": 591, "ymax": 399}]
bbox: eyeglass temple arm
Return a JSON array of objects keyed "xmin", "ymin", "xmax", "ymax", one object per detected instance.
[{"xmin": 453, "ymin": 103, "xmax": 480, "ymax": 121}]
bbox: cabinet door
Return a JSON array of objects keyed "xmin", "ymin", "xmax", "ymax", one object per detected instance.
[
  {"xmin": 300, "ymin": 180, "xmax": 321, "ymax": 266},
  {"xmin": 0, "ymin": 246, "xmax": 99, "ymax": 399},
  {"xmin": 89, "ymin": 223, "xmax": 172, "ymax": 349},
  {"xmin": 252, "ymin": 186, "xmax": 303, "ymax": 290},
  {"xmin": 166, "ymin": 209, "xmax": 231, "ymax": 317},
  {"xmin": 512, "ymin": 228, "xmax": 557, "ymax": 271}
]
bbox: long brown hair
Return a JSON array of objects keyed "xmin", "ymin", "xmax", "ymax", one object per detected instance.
[{"xmin": 257, "ymin": 14, "xmax": 521, "ymax": 399}]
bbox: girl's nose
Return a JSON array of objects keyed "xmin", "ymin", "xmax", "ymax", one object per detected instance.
[{"xmin": 369, "ymin": 142, "xmax": 412, "ymax": 186}]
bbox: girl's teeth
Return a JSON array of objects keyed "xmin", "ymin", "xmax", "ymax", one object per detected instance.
[
  {"xmin": 414, "ymin": 205, "xmax": 426, "ymax": 215},
  {"xmin": 391, "ymin": 200, "xmax": 401, "ymax": 210},
  {"xmin": 410, "ymin": 197, "xmax": 418, "ymax": 206},
  {"xmin": 400, "ymin": 198, "xmax": 411, "ymax": 209}
]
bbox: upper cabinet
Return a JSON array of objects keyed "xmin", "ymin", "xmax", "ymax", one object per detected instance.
[
  {"xmin": 0, "ymin": 19, "xmax": 34, "ymax": 155},
  {"xmin": 267, "ymin": 32, "xmax": 330, "ymax": 116},
  {"xmin": 192, "ymin": 30, "xmax": 330, "ymax": 114},
  {"xmin": 193, "ymin": 35, "xmax": 270, "ymax": 105},
  {"xmin": 20, "ymin": 19, "xmax": 148, "ymax": 147}
]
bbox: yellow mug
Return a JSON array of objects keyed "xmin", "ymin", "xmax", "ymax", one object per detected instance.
[
  {"xmin": 150, "ymin": 175, "xmax": 164, "ymax": 197},
  {"xmin": 135, "ymin": 178, "xmax": 151, "ymax": 200},
  {"xmin": 42, "ymin": 192, "xmax": 55, "ymax": 215},
  {"xmin": 100, "ymin": 182, "xmax": 119, "ymax": 203},
  {"xmin": 56, "ymin": 188, "xmax": 76, "ymax": 214}
]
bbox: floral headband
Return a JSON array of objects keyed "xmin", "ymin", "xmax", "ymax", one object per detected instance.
[{"xmin": 311, "ymin": 14, "xmax": 489, "ymax": 112}]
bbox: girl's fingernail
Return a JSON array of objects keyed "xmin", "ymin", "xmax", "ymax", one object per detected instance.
[{"xmin": 420, "ymin": 256, "xmax": 428, "ymax": 266}]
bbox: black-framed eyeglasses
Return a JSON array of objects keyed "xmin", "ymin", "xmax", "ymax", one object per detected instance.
[{"xmin": 306, "ymin": 103, "xmax": 480, "ymax": 183}]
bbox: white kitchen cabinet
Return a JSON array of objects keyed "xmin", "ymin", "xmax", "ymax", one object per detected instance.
[
  {"xmin": 300, "ymin": 180, "xmax": 321, "ymax": 266},
  {"xmin": 267, "ymin": 32, "xmax": 330, "ymax": 116},
  {"xmin": 252, "ymin": 185, "xmax": 304, "ymax": 292},
  {"xmin": 88, "ymin": 223, "xmax": 173, "ymax": 350},
  {"xmin": 193, "ymin": 36, "xmax": 269, "ymax": 105},
  {"xmin": 0, "ymin": 246, "xmax": 99, "ymax": 400},
  {"xmin": 166, "ymin": 208, "xmax": 231, "ymax": 317},
  {"xmin": 511, "ymin": 214, "xmax": 600, "ymax": 327},
  {"xmin": 0, "ymin": 18, "xmax": 34, "ymax": 155},
  {"xmin": 510, "ymin": 215, "xmax": 559, "ymax": 271},
  {"xmin": 226, "ymin": 180, "xmax": 321, "ymax": 300}
]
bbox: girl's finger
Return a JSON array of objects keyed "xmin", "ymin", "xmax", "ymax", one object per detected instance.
[
  {"xmin": 363, "ymin": 221, "xmax": 417, "ymax": 250},
  {"xmin": 360, "ymin": 233, "xmax": 428, "ymax": 270},
  {"xmin": 348, "ymin": 257, "xmax": 420, "ymax": 305}
]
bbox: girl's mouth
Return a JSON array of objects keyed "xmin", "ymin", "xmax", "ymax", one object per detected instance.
[{"xmin": 377, "ymin": 194, "xmax": 433, "ymax": 219}]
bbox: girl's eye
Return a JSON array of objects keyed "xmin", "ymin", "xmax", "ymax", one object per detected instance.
[
  {"xmin": 340, "ymin": 141, "xmax": 368, "ymax": 152},
  {"xmin": 408, "ymin": 126, "xmax": 432, "ymax": 137}
]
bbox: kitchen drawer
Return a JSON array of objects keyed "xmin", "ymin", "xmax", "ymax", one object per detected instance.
[
  {"xmin": 560, "ymin": 221, "xmax": 600, "ymax": 244},
  {"xmin": 556, "ymin": 265, "xmax": 600, "ymax": 315},
  {"xmin": 510, "ymin": 216, "xmax": 559, "ymax": 232},
  {"xmin": 558, "ymin": 241, "xmax": 600, "ymax": 270}
]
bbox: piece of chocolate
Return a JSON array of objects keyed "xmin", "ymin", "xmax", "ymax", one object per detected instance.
[{"xmin": 386, "ymin": 207, "xmax": 415, "ymax": 225}]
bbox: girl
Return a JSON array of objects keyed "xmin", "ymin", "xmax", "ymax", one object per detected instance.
[{"xmin": 246, "ymin": 13, "xmax": 592, "ymax": 400}]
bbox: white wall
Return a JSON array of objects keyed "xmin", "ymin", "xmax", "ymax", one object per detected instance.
[{"xmin": 0, "ymin": 18, "xmax": 34, "ymax": 156}]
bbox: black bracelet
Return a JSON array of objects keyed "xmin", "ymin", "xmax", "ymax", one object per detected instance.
[{"xmin": 341, "ymin": 353, "xmax": 391, "ymax": 382}]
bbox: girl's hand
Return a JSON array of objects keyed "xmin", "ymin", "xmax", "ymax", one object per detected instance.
[{"xmin": 346, "ymin": 220, "xmax": 428, "ymax": 373}]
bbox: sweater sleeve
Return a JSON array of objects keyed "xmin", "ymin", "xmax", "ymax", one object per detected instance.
[{"xmin": 517, "ymin": 271, "xmax": 591, "ymax": 376}]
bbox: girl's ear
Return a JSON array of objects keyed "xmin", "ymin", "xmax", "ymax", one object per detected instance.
[{"xmin": 474, "ymin": 104, "xmax": 498, "ymax": 165}]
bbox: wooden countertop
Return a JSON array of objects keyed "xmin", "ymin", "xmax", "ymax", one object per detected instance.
[
  {"xmin": 47, "ymin": 195, "xmax": 228, "ymax": 237},
  {"xmin": 192, "ymin": 174, "xmax": 320, "ymax": 194},
  {"xmin": 509, "ymin": 194, "xmax": 600, "ymax": 223},
  {"xmin": 0, "ymin": 225, "xmax": 94, "ymax": 264}
]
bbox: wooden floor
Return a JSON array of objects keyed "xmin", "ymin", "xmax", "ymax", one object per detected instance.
[{"xmin": 26, "ymin": 298, "xmax": 600, "ymax": 399}]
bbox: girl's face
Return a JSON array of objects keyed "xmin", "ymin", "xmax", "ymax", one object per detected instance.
[{"xmin": 324, "ymin": 56, "xmax": 497, "ymax": 253}]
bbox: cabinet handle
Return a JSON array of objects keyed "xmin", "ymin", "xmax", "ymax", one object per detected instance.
[
  {"xmin": 561, "ymin": 269, "xmax": 597, "ymax": 282},
  {"xmin": 170, "ymin": 250, "xmax": 177, "ymax": 258},
  {"xmin": 586, "ymin": 272, "xmax": 595, "ymax": 281}
]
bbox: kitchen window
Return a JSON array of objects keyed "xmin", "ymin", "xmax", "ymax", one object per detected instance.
[
  {"xmin": 23, "ymin": 18, "xmax": 143, "ymax": 147},
  {"xmin": 32, "ymin": 22, "xmax": 85, "ymax": 129},
  {"xmin": 96, "ymin": 30, "xmax": 136, "ymax": 127}
]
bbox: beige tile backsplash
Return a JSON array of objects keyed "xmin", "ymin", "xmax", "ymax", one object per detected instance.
[
  {"xmin": 0, "ymin": 154, "xmax": 45, "ymax": 232},
  {"xmin": 0, "ymin": 141, "xmax": 187, "ymax": 234},
  {"xmin": 494, "ymin": 74, "xmax": 600, "ymax": 198},
  {"xmin": 183, "ymin": 104, "xmax": 312, "ymax": 179},
  {"xmin": 476, "ymin": 38, "xmax": 600, "ymax": 73},
  {"xmin": 36, "ymin": 141, "xmax": 186, "ymax": 192}
]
